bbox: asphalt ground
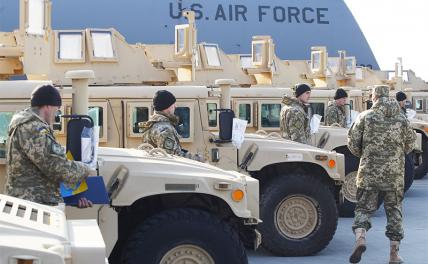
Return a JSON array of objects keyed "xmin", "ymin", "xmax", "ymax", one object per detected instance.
[{"xmin": 248, "ymin": 176, "xmax": 428, "ymax": 264}]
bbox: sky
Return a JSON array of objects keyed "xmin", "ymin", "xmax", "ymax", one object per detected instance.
[{"xmin": 345, "ymin": 0, "xmax": 428, "ymax": 81}]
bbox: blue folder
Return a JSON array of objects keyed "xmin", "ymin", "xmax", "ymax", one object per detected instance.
[{"xmin": 63, "ymin": 176, "xmax": 110, "ymax": 205}]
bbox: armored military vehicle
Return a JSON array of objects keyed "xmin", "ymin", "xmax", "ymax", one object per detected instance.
[
  {"xmin": 0, "ymin": 2, "xmax": 261, "ymax": 263},
  {"xmin": 0, "ymin": 1, "xmax": 345, "ymax": 257},
  {"xmin": 0, "ymin": 194, "xmax": 107, "ymax": 264}
]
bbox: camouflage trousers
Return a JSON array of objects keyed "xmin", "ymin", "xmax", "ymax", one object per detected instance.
[{"xmin": 352, "ymin": 188, "xmax": 404, "ymax": 241}]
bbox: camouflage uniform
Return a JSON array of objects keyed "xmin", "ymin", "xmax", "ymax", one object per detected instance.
[
  {"xmin": 5, "ymin": 108, "xmax": 90, "ymax": 205},
  {"xmin": 325, "ymin": 101, "xmax": 347, "ymax": 127},
  {"xmin": 140, "ymin": 111, "xmax": 183, "ymax": 155},
  {"xmin": 280, "ymin": 96, "xmax": 311, "ymax": 144},
  {"xmin": 348, "ymin": 86, "xmax": 416, "ymax": 242}
]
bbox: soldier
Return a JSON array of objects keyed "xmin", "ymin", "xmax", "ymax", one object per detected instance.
[
  {"xmin": 396, "ymin": 91, "xmax": 407, "ymax": 116},
  {"xmin": 325, "ymin": 88, "xmax": 348, "ymax": 127},
  {"xmin": 280, "ymin": 83, "xmax": 312, "ymax": 144},
  {"xmin": 140, "ymin": 90, "xmax": 184, "ymax": 155},
  {"xmin": 5, "ymin": 85, "xmax": 92, "ymax": 208},
  {"xmin": 347, "ymin": 85, "xmax": 416, "ymax": 264}
]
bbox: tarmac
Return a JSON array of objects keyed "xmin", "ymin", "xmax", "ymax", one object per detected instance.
[{"xmin": 248, "ymin": 176, "xmax": 428, "ymax": 264}]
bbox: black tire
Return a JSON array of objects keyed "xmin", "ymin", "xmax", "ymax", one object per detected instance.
[
  {"xmin": 120, "ymin": 208, "xmax": 247, "ymax": 264},
  {"xmin": 404, "ymin": 152, "xmax": 415, "ymax": 192},
  {"xmin": 415, "ymin": 133, "xmax": 428, "ymax": 179},
  {"xmin": 259, "ymin": 173, "xmax": 338, "ymax": 256},
  {"xmin": 336, "ymin": 147, "xmax": 359, "ymax": 218}
]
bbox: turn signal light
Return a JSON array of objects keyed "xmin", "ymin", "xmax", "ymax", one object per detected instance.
[
  {"xmin": 328, "ymin": 159, "xmax": 336, "ymax": 168},
  {"xmin": 423, "ymin": 127, "xmax": 428, "ymax": 132},
  {"xmin": 231, "ymin": 189, "xmax": 245, "ymax": 202}
]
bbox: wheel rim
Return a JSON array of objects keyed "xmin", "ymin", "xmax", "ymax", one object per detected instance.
[
  {"xmin": 274, "ymin": 195, "xmax": 318, "ymax": 239},
  {"xmin": 342, "ymin": 171, "xmax": 358, "ymax": 203},
  {"xmin": 160, "ymin": 244, "xmax": 215, "ymax": 264}
]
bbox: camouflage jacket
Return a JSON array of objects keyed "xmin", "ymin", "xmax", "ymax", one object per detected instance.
[
  {"xmin": 348, "ymin": 98, "xmax": 416, "ymax": 191},
  {"xmin": 325, "ymin": 101, "xmax": 346, "ymax": 127},
  {"xmin": 280, "ymin": 96, "xmax": 311, "ymax": 144},
  {"xmin": 140, "ymin": 112, "xmax": 183, "ymax": 155},
  {"xmin": 5, "ymin": 108, "xmax": 90, "ymax": 205}
]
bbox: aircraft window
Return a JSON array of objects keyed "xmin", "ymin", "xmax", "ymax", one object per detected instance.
[
  {"xmin": 252, "ymin": 43, "xmax": 263, "ymax": 64},
  {"xmin": 88, "ymin": 106, "xmax": 104, "ymax": 138},
  {"xmin": 0, "ymin": 112, "xmax": 14, "ymax": 159},
  {"xmin": 311, "ymin": 52, "xmax": 321, "ymax": 71},
  {"xmin": 204, "ymin": 44, "xmax": 221, "ymax": 67},
  {"xmin": 261, "ymin": 104, "xmax": 281, "ymax": 128},
  {"xmin": 175, "ymin": 107, "xmax": 191, "ymax": 138},
  {"xmin": 310, "ymin": 102, "xmax": 325, "ymax": 122},
  {"xmin": 240, "ymin": 55, "xmax": 252, "ymax": 69},
  {"xmin": 58, "ymin": 32, "xmax": 83, "ymax": 60},
  {"xmin": 207, "ymin": 103, "xmax": 218, "ymax": 127},
  {"xmin": 27, "ymin": 0, "xmax": 45, "ymax": 35},
  {"xmin": 176, "ymin": 28, "xmax": 185, "ymax": 54},
  {"xmin": 415, "ymin": 99, "xmax": 423, "ymax": 111},
  {"xmin": 91, "ymin": 31, "xmax": 115, "ymax": 58},
  {"xmin": 132, "ymin": 107, "xmax": 150, "ymax": 133},
  {"xmin": 238, "ymin": 103, "xmax": 252, "ymax": 124}
]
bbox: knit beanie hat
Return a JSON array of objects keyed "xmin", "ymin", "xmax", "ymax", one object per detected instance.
[
  {"xmin": 153, "ymin": 90, "xmax": 176, "ymax": 111},
  {"xmin": 334, "ymin": 88, "xmax": 348, "ymax": 100},
  {"xmin": 31, "ymin": 84, "xmax": 62, "ymax": 107},
  {"xmin": 396, "ymin": 91, "xmax": 407, "ymax": 102},
  {"xmin": 295, "ymin": 83, "xmax": 312, "ymax": 98}
]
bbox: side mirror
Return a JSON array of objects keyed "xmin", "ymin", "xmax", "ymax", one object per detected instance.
[{"xmin": 219, "ymin": 109, "xmax": 234, "ymax": 141}]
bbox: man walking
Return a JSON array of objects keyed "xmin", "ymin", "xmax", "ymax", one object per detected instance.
[{"xmin": 347, "ymin": 85, "xmax": 416, "ymax": 264}]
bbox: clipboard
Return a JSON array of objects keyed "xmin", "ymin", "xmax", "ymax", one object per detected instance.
[{"xmin": 63, "ymin": 176, "xmax": 110, "ymax": 205}]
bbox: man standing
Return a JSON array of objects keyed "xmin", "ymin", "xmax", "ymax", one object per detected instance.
[
  {"xmin": 396, "ymin": 91, "xmax": 407, "ymax": 116},
  {"xmin": 141, "ymin": 90, "xmax": 183, "ymax": 155},
  {"xmin": 325, "ymin": 88, "xmax": 348, "ymax": 127},
  {"xmin": 5, "ymin": 85, "xmax": 91, "ymax": 208},
  {"xmin": 280, "ymin": 83, "xmax": 312, "ymax": 144},
  {"xmin": 347, "ymin": 85, "xmax": 416, "ymax": 264}
]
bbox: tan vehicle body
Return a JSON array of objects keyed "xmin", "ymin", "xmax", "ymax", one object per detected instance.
[{"xmin": 0, "ymin": 2, "xmax": 346, "ymax": 257}]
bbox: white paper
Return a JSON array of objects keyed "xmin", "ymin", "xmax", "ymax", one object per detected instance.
[
  {"xmin": 310, "ymin": 114, "xmax": 322, "ymax": 134},
  {"xmin": 348, "ymin": 110, "xmax": 360, "ymax": 128},
  {"xmin": 89, "ymin": 126, "xmax": 100, "ymax": 169},
  {"xmin": 407, "ymin": 109, "xmax": 416, "ymax": 120},
  {"xmin": 80, "ymin": 126, "xmax": 100, "ymax": 170},
  {"xmin": 232, "ymin": 118, "xmax": 248, "ymax": 149}
]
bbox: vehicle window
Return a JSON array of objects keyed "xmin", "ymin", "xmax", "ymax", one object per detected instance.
[
  {"xmin": 261, "ymin": 104, "xmax": 281, "ymax": 128},
  {"xmin": 207, "ymin": 103, "xmax": 218, "ymax": 127},
  {"xmin": 252, "ymin": 43, "xmax": 263, "ymax": 64},
  {"xmin": 176, "ymin": 28, "xmax": 185, "ymax": 54},
  {"xmin": 238, "ymin": 103, "xmax": 252, "ymax": 124},
  {"xmin": 309, "ymin": 103, "xmax": 325, "ymax": 122},
  {"xmin": 88, "ymin": 106, "xmax": 104, "ymax": 137},
  {"xmin": 132, "ymin": 107, "xmax": 150, "ymax": 133},
  {"xmin": 203, "ymin": 44, "xmax": 221, "ymax": 67},
  {"xmin": 0, "ymin": 112, "xmax": 14, "ymax": 159},
  {"xmin": 175, "ymin": 107, "xmax": 190, "ymax": 138},
  {"xmin": 349, "ymin": 100, "xmax": 354, "ymax": 110},
  {"xmin": 415, "ymin": 99, "xmax": 423, "ymax": 111}
]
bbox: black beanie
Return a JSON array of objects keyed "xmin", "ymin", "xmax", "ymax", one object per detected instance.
[
  {"xmin": 334, "ymin": 88, "xmax": 348, "ymax": 100},
  {"xmin": 31, "ymin": 84, "xmax": 62, "ymax": 107},
  {"xmin": 153, "ymin": 90, "xmax": 176, "ymax": 111},
  {"xmin": 295, "ymin": 83, "xmax": 312, "ymax": 98},
  {"xmin": 396, "ymin": 91, "xmax": 407, "ymax": 102}
]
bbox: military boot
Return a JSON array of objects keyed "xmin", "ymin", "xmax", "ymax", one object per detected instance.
[
  {"xmin": 349, "ymin": 228, "xmax": 367, "ymax": 263},
  {"xmin": 389, "ymin": 241, "xmax": 404, "ymax": 264}
]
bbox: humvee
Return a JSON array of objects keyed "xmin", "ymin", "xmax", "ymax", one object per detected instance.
[
  {"xmin": 0, "ymin": 1, "xmax": 345, "ymax": 257},
  {"xmin": 0, "ymin": 194, "xmax": 107, "ymax": 264},
  {"xmin": 141, "ymin": 14, "xmax": 419, "ymax": 217}
]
